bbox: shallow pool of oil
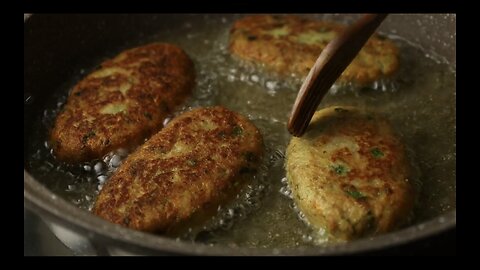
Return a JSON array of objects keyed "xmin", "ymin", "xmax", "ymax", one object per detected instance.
[{"xmin": 25, "ymin": 15, "xmax": 456, "ymax": 249}]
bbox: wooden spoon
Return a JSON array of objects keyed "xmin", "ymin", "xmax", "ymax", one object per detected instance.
[{"xmin": 287, "ymin": 14, "xmax": 388, "ymax": 137}]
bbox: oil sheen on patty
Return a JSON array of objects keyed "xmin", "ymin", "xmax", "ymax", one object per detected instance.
[
  {"xmin": 286, "ymin": 106, "xmax": 415, "ymax": 240},
  {"xmin": 93, "ymin": 106, "xmax": 264, "ymax": 233},
  {"xmin": 50, "ymin": 43, "xmax": 195, "ymax": 163},
  {"xmin": 229, "ymin": 15, "xmax": 399, "ymax": 85}
]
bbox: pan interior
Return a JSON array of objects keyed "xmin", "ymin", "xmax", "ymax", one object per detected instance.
[{"xmin": 24, "ymin": 14, "xmax": 455, "ymax": 249}]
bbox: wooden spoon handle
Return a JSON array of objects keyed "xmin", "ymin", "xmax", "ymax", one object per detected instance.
[{"xmin": 287, "ymin": 14, "xmax": 388, "ymax": 137}]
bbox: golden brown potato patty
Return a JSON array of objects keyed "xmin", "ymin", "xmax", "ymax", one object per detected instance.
[
  {"xmin": 229, "ymin": 15, "xmax": 399, "ymax": 85},
  {"xmin": 286, "ymin": 106, "xmax": 415, "ymax": 240},
  {"xmin": 93, "ymin": 106, "xmax": 264, "ymax": 232},
  {"xmin": 50, "ymin": 43, "xmax": 195, "ymax": 163}
]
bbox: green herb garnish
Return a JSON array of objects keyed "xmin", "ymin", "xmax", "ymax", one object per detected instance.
[
  {"xmin": 345, "ymin": 187, "xmax": 367, "ymax": 200},
  {"xmin": 143, "ymin": 112, "xmax": 152, "ymax": 120},
  {"xmin": 232, "ymin": 126, "xmax": 243, "ymax": 136},
  {"xmin": 331, "ymin": 164, "xmax": 348, "ymax": 175},
  {"xmin": 218, "ymin": 131, "xmax": 227, "ymax": 139},
  {"xmin": 371, "ymin": 148, "xmax": 384, "ymax": 158},
  {"xmin": 317, "ymin": 27, "xmax": 329, "ymax": 33},
  {"xmin": 81, "ymin": 130, "xmax": 96, "ymax": 144}
]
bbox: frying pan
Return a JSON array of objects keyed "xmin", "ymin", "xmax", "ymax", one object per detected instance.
[{"xmin": 24, "ymin": 14, "xmax": 456, "ymax": 255}]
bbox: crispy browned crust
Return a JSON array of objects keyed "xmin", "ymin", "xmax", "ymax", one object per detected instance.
[
  {"xmin": 286, "ymin": 106, "xmax": 416, "ymax": 240},
  {"xmin": 93, "ymin": 106, "xmax": 264, "ymax": 233},
  {"xmin": 229, "ymin": 15, "xmax": 399, "ymax": 85},
  {"xmin": 50, "ymin": 43, "xmax": 195, "ymax": 163}
]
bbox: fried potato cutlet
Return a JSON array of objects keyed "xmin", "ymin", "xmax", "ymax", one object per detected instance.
[
  {"xmin": 229, "ymin": 15, "xmax": 399, "ymax": 85},
  {"xmin": 93, "ymin": 106, "xmax": 264, "ymax": 233},
  {"xmin": 50, "ymin": 43, "xmax": 195, "ymax": 163},
  {"xmin": 286, "ymin": 106, "xmax": 415, "ymax": 240}
]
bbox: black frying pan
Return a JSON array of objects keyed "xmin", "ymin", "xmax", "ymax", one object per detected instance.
[{"xmin": 24, "ymin": 14, "xmax": 456, "ymax": 255}]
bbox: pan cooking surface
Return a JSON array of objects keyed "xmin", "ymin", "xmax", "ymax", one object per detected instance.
[{"xmin": 25, "ymin": 15, "xmax": 455, "ymax": 248}]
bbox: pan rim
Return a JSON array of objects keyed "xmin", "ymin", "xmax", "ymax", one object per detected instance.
[{"xmin": 24, "ymin": 170, "xmax": 456, "ymax": 255}]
